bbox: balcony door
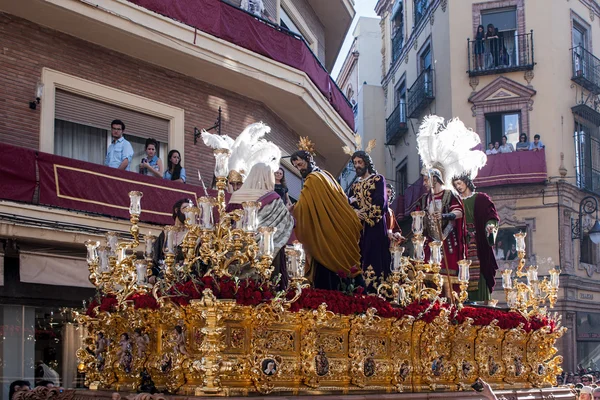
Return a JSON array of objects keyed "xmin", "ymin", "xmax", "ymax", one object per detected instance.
[
  {"xmin": 419, "ymin": 44, "xmax": 432, "ymax": 95},
  {"xmin": 572, "ymin": 22, "xmax": 588, "ymax": 78},
  {"xmin": 485, "ymin": 111, "xmax": 520, "ymax": 147},
  {"xmin": 395, "ymin": 81, "xmax": 406, "ymax": 122}
]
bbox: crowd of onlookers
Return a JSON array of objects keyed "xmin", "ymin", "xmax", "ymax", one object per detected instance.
[
  {"xmin": 104, "ymin": 119, "xmax": 186, "ymax": 183},
  {"xmin": 486, "ymin": 133, "xmax": 545, "ymax": 155}
]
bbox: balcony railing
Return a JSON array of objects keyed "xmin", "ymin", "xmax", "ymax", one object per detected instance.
[
  {"xmin": 474, "ymin": 150, "xmax": 547, "ymax": 188},
  {"xmin": 571, "ymin": 46, "xmax": 600, "ymax": 95},
  {"xmin": 467, "ymin": 31, "xmax": 535, "ymax": 77},
  {"xmin": 407, "ymin": 69, "xmax": 435, "ymax": 119},
  {"xmin": 392, "ymin": 30, "xmax": 404, "ymax": 64},
  {"xmin": 385, "ymin": 102, "xmax": 408, "ymax": 145},
  {"xmin": 575, "ymin": 128, "xmax": 600, "ymax": 195}
]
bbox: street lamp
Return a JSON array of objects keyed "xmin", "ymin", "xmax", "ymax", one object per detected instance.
[{"xmin": 572, "ymin": 196, "xmax": 600, "ymax": 245}]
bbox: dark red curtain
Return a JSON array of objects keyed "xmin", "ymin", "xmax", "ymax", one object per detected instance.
[
  {"xmin": 126, "ymin": 0, "xmax": 355, "ymax": 130},
  {"xmin": 475, "ymin": 150, "xmax": 547, "ymax": 187},
  {"xmin": 0, "ymin": 143, "xmax": 37, "ymax": 202}
]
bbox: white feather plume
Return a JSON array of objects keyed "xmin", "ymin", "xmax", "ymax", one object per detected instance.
[
  {"xmin": 416, "ymin": 115, "xmax": 487, "ymax": 187},
  {"xmin": 201, "ymin": 131, "xmax": 234, "ymax": 149},
  {"xmin": 228, "ymin": 122, "xmax": 272, "ymax": 176}
]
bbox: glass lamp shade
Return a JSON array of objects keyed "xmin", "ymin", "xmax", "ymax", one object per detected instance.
[
  {"xmin": 549, "ymin": 269, "xmax": 560, "ymax": 289},
  {"xmin": 106, "ymin": 232, "xmax": 119, "ymax": 256},
  {"xmin": 117, "ymin": 246, "xmax": 128, "ymax": 264},
  {"xmin": 293, "ymin": 241, "xmax": 306, "ymax": 270},
  {"xmin": 526, "ymin": 265, "xmax": 538, "ymax": 285},
  {"xmin": 135, "ymin": 260, "xmax": 148, "ymax": 286},
  {"xmin": 128, "ymin": 191, "xmax": 143, "ymax": 216},
  {"xmin": 242, "ymin": 201, "xmax": 261, "ymax": 232},
  {"xmin": 458, "ymin": 259, "xmax": 471, "ymax": 283},
  {"xmin": 428, "ymin": 241, "xmax": 442, "ymax": 265},
  {"xmin": 144, "ymin": 234, "xmax": 157, "ymax": 258},
  {"xmin": 412, "ymin": 235, "xmax": 425, "ymax": 262},
  {"xmin": 84, "ymin": 240, "xmax": 100, "ymax": 264},
  {"xmin": 285, "ymin": 246, "xmax": 303, "ymax": 280},
  {"xmin": 507, "ymin": 289, "xmax": 518, "ymax": 308},
  {"xmin": 97, "ymin": 246, "xmax": 110, "ymax": 273},
  {"xmin": 184, "ymin": 206, "xmax": 199, "ymax": 226},
  {"xmin": 258, "ymin": 226, "xmax": 277, "ymax": 257},
  {"xmin": 411, "ymin": 211, "xmax": 426, "ymax": 235},
  {"xmin": 502, "ymin": 269, "xmax": 513, "ymax": 289},
  {"xmin": 198, "ymin": 197, "xmax": 215, "ymax": 230},
  {"xmin": 390, "ymin": 246, "xmax": 405, "ymax": 273},
  {"xmin": 514, "ymin": 232, "xmax": 527, "ymax": 252},
  {"xmin": 398, "ymin": 286, "xmax": 407, "ymax": 304},
  {"xmin": 214, "ymin": 149, "xmax": 231, "ymax": 178},
  {"xmin": 164, "ymin": 227, "xmax": 176, "ymax": 255}
]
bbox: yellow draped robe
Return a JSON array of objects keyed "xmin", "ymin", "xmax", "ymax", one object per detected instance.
[{"xmin": 293, "ymin": 169, "xmax": 362, "ymax": 279}]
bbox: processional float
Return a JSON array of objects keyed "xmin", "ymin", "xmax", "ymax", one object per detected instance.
[{"xmin": 77, "ymin": 122, "xmax": 565, "ymax": 396}]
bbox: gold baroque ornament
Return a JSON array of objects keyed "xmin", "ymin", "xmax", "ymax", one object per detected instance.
[{"xmin": 349, "ymin": 175, "xmax": 384, "ymax": 227}]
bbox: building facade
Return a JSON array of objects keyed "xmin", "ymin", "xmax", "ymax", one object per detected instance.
[
  {"xmin": 336, "ymin": 17, "xmax": 385, "ymax": 190},
  {"xmin": 0, "ymin": 0, "xmax": 354, "ymax": 396},
  {"xmin": 376, "ymin": 0, "xmax": 600, "ymax": 371}
]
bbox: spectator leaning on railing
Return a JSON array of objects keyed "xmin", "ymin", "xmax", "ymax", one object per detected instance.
[
  {"xmin": 498, "ymin": 135, "xmax": 514, "ymax": 153},
  {"xmin": 486, "ymin": 142, "xmax": 496, "ymax": 155},
  {"xmin": 529, "ymin": 134, "xmax": 545, "ymax": 151},
  {"xmin": 105, "ymin": 119, "xmax": 134, "ymax": 171},
  {"xmin": 164, "ymin": 149, "xmax": 186, "ymax": 183},
  {"xmin": 516, "ymin": 133, "xmax": 530, "ymax": 152}
]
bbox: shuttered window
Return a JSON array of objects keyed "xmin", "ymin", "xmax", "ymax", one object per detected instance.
[{"xmin": 54, "ymin": 89, "xmax": 169, "ymax": 143}]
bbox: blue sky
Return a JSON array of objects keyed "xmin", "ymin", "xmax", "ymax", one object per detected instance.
[{"xmin": 331, "ymin": 0, "xmax": 380, "ymax": 79}]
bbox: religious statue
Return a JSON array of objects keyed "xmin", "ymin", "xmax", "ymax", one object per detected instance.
[
  {"xmin": 452, "ymin": 174, "xmax": 499, "ymax": 302},
  {"xmin": 133, "ymin": 328, "xmax": 151, "ymax": 359},
  {"xmin": 172, "ymin": 325, "xmax": 189, "ymax": 356},
  {"xmin": 117, "ymin": 333, "xmax": 133, "ymax": 373},
  {"xmin": 289, "ymin": 137, "xmax": 362, "ymax": 290},
  {"xmin": 415, "ymin": 116, "xmax": 487, "ymax": 294},
  {"xmin": 95, "ymin": 332, "xmax": 108, "ymax": 371},
  {"xmin": 346, "ymin": 148, "xmax": 391, "ymax": 282}
]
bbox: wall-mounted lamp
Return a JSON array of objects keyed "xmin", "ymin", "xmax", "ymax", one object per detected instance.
[
  {"xmin": 194, "ymin": 107, "xmax": 222, "ymax": 144},
  {"xmin": 29, "ymin": 82, "xmax": 44, "ymax": 110},
  {"xmin": 571, "ymin": 195, "xmax": 600, "ymax": 245}
]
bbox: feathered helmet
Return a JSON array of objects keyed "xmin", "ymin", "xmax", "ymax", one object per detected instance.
[
  {"xmin": 416, "ymin": 115, "xmax": 487, "ymax": 190},
  {"xmin": 200, "ymin": 122, "xmax": 282, "ymax": 183}
]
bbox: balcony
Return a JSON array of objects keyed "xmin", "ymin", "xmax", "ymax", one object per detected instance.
[
  {"xmin": 385, "ymin": 103, "xmax": 408, "ymax": 145},
  {"xmin": 0, "ymin": 142, "xmax": 219, "ymax": 226},
  {"xmin": 571, "ymin": 46, "xmax": 600, "ymax": 95},
  {"xmin": 467, "ymin": 31, "xmax": 535, "ymax": 77},
  {"xmin": 392, "ymin": 30, "xmax": 404, "ymax": 64},
  {"xmin": 407, "ymin": 69, "xmax": 435, "ymax": 119},
  {"xmin": 474, "ymin": 150, "xmax": 547, "ymax": 188}
]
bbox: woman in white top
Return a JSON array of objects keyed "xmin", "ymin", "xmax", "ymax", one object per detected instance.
[{"xmin": 498, "ymin": 135, "xmax": 514, "ymax": 153}]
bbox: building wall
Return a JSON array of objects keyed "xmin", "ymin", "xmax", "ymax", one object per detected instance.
[
  {"xmin": 0, "ymin": 14, "xmax": 320, "ymax": 186},
  {"xmin": 359, "ymin": 85, "xmax": 386, "ymax": 174},
  {"xmin": 354, "ymin": 17, "xmax": 385, "ymax": 87}
]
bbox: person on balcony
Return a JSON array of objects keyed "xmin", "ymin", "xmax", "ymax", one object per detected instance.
[
  {"xmin": 105, "ymin": 119, "xmax": 134, "ymax": 171},
  {"xmin": 164, "ymin": 150, "xmax": 186, "ymax": 183},
  {"xmin": 474, "ymin": 25, "xmax": 485, "ymax": 71},
  {"xmin": 485, "ymin": 142, "xmax": 496, "ymax": 155},
  {"xmin": 498, "ymin": 135, "xmax": 514, "ymax": 153},
  {"xmin": 529, "ymin": 134, "xmax": 545, "ymax": 151},
  {"xmin": 274, "ymin": 167, "xmax": 292, "ymax": 207},
  {"xmin": 289, "ymin": 146, "xmax": 362, "ymax": 290},
  {"xmin": 452, "ymin": 174, "xmax": 499, "ymax": 303},
  {"xmin": 227, "ymin": 163, "xmax": 294, "ymax": 288},
  {"xmin": 493, "ymin": 141, "xmax": 501, "ymax": 153},
  {"xmin": 485, "ymin": 24, "xmax": 499, "ymax": 68},
  {"xmin": 348, "ymin": 150, "xmax": 390, "ymax": 283},
  {"xmin": 516, "ymin": 133, "xmax": 530, "ymax": 151},
  {"xmin": 139, "ymin": 138, "xmax": 164, "ymax": 178}
]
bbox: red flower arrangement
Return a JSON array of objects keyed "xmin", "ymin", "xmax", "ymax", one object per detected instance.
[{"xmin": 85, "ymin": 279, "xmax": 556, "ymax": 333}]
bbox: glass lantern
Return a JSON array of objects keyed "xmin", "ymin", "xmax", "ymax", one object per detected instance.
[
  {"xmin": 458, "ymin": 259, "xmax": 471, "ymax": 283},
  {"xmin": 258, "ymin": 226, "xmax": 277, "ymax": 257},
  {"xmin": 428, "ymin": 241, "xmax": 442, "ymax": 265},
  {"xmin": 507, "ymin": 289, "xmax": 518, "ymax": 308},
  {"xmin": 285, "ymin": 246, "xmax": 301, "ymax": 280},
  {"xmin": 84, "ymin": 240, "xmax": 100, "ymax": 264},
  {"xmin": 242, "ymin": 201, "xmax": 261, "ymax": 232},
  {"xmin": 502, "ymin": 269, "xmax": 513, "ymax": 289},
  {"xmin": 144, "ymin": 234, "xmax": 156, "ymax": 259},
  {"xmin": 526, "ymin": 265, "xmax": 538, "ymax": 285},
  {"xmin": 164, "ymin": 227, "xmax": 176, "ymax": 255},
  {"xmin": 97, "ymin": 246, "xmax": 110, "ymax": 273},
  {"xmin": 390, "ymin": 245, "xmax": 405, "ymax": 273},
  {"xmin": 184, "ymin": 206, "xmax": 199, "ymax": 227},
  {"xmin": 514, "ymin": 232, "xmax": 527, "ymax": 252},
  {"xmin": 135, "ymin": 260, "xmax": 148, "ymax": 286},
  {"xmin": 549, "ymin": 269, "xmax": 560, "ymax": 289},
  {"xmin": 198, "ymin": 197, "xmax": 215, "ymax": 230},
  {"xmin": 106, "ymin": 232, "xmax": 119, "ymax": 256},
  {"xmin": 128, "ymin": 191, "xmax": 143, "ymax": 216},
  {"xmin": 412, "ymin": 235, "xmax": 425, "ymax": 262},
  {"xmin": 214, "ymin": 149, "xmax": 231, "ymax": 178},
  {"xmin": 411, "ymin": 211, "xmax": 426, "ymax": 235}
]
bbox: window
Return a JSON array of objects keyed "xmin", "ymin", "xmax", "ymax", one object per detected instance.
[
  {"xmin": 395, "ymin": 160, "xmax": 408, "ymax": 195},
  {"xmin": 581, "ymin": 234, "xmax": 597, "ymax": 265},
  {"xmin": 53, "ymin": 89, "xmax": 169, "ymax": 171},
  {"xmin": 481, "ymin": 7, "xmax": 518, "ymax": 67},
  {"xmin": 485, "ymin": 111, "xmax": 520, "ymax": 147},
  {"xmin": 495, "ymin": 226, "xmax": 528, "ymax": 269},
  {"xmin": 574, "ymin": 120, "xmax": 600, "ymax": 194},
  {"xmin": 280, "ymin": 8, "xmax": 302, "ymax": 37},
  {"xmin": 572, "ymin": 21, "xmax": 588, "ymax": 49},
  {"xmin": 419, "ymin": 43, "xmax": 433, "ymax": 97},
  {"xmin": 395, "ymin": 81, "xmax": 406, "ymax": 122},
  {"xmin": 413, "ymin": 0, "xmax": 429, "ymax": 27}
]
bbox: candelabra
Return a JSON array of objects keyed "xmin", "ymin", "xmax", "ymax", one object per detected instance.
[
  {"xmin": 85, "ymin": 149, "xmax": 308, "ymax": 308},
  {"xmin": 502, "ymin": 232, "xmax": 560, "ymax": 316}
]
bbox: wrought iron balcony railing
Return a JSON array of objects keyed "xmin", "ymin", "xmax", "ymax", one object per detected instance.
[
  {"xmin": 407, "ymin": 68, "xmax": 434, "ymax": 119},
  {"xmin": 392, "ymin": 30, "xmax": 404, "ymax": 64},
  {"xmin": 385, "ymin": 102, "xmax": 408, "ymax": 145},
  {"xmin": 571, "ymin": 46, "xmax": 600, "ymax": 95},
  {"xmin": 467, "ymin": 31, "xmax": 535, "ymax": 77},
  {"xmin": 575, "ymin": 127, "xmax": 600, "ymax": 195}
]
